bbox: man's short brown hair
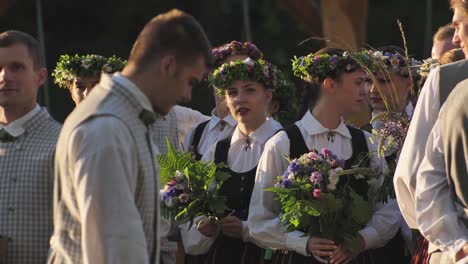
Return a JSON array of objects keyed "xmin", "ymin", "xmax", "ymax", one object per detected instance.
[
  {"xmin": 0, "ymin": 30, "xmax": 45, "ymax": 69},
  {"xmin": 128, "ymin": 9, "xmax": 212, "ymax": 71},
  {"xmin": 434, "ymin": 23, "xmax": 456, "ymax": 42}
]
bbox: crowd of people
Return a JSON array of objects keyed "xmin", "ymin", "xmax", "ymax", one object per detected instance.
[{"xmin": 1, "ymin": 1, "xmax": 468, "ymax": 264}]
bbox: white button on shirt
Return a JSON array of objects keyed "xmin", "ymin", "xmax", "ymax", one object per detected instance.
[{"xmin": 248, "ymin": 111, "xmax": 399, "ymax": 256}]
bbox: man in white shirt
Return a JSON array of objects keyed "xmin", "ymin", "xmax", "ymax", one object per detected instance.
[
  {"xmin": 394, "ymin": 0, "xmax": 468, "ymax": 230},
  {"xmin": 416, "ymin": 79, "xmax": 468, "ymax": 264},
  {"xmin": 0, "ymin": 30, "xmax": 62, "ymax": 263},
  {"xmin": 48, "ymin": 9, "xmax": 212, "ymax": 264}
]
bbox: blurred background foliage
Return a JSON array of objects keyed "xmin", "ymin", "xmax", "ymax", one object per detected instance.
[{"xmin": 0, "ymin": 0, "xmax": 452, "ymax": 123}]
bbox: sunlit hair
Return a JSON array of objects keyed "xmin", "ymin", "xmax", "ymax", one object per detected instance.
[
  {"xmin": 433, "ymin": 23, "xmax": 456, "ymax": 42},
  {"xmin": 128, "ymin": 9, "xmax": 212, "ymax": 72},
  {"xmin": 450, "ymin": 0, "xmax": 468, "ymax": 14}
]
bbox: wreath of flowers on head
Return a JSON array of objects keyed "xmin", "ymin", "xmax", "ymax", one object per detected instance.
[
  {"xmin": 417, "ymin": 57, "xmax": 439, "ymax": 78},
  {"xmin": 53, "ymin": 54, "xmax": 126, "ymax": 89},
  {"xmin": 209, "ymin": 58, "xmax": 289, "ymax": 95},
  {"xmin": 370, "ymin": 51, "xmax": 422, "ymax": 77},
  {"xmin": 212, "ymin": 41, "xmax": 263, "ymax": 67},
  {"xmin": 292, "ymin": 50, "xmax": 376, "ymax": 83}
]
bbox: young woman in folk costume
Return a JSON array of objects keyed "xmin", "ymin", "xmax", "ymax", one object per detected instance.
[
  {"xmin": 184, "ymin": 40, "xmax": 263, "ymax": 161},
  {"xmin": 52, "ymin": 54, "xmax": 126, "ymax": 105},
  {"xmin": 248, "ymin": 47, "xmax": 401, "ymax": 264},
  {"xmin": 181, "ymin": 57, "xmax": 286, "ymax": 264},
  {"xmin": 363, "ymin": 45, "xmax": 423, "ymax": 264}
]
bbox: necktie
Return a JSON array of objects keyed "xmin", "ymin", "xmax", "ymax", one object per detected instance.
[
  {"xmin": 0, "ymin": 129, "xmax": 17, "ymax": 143},
  {"xmin": 139, "ymin": 109, "xmax": 156, "ymax": 126}
]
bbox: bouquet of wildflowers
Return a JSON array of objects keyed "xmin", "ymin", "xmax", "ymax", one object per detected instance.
[
  {"xmin": 370, "ymin": 112, "xmax": 411, "ymax": 203},
  {"xmin": 267, "ymin": 148, "xmax": 377, "ymax": 253},
  {"xmin": 158, "ymin": 140, "xmax": 231, "ymax": 227}
]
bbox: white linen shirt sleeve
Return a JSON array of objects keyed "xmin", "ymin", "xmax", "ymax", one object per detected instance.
[
  {"xmin": 248, "ymin": 131, "xmax": 310, "ymax": 256},
  {"xmin": 416, "ymin": 119, "xmax": 468, "ymax": 260},
  {"xmin": 359, "ymin": 131, "xmax": 401, "ymax": 250},
  {"xmin": 69, "ymin": 116, "xmax": 149, "ymax": 264},
  {"xmin": 394, "ymin": 67, "xmax": 441, "ymax": 228}
]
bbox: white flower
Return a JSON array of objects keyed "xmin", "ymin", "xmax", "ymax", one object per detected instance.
[
  {"xmin": 263, "ymin": 66, "xmax": 269, "ymax": 78},
  {"xmin": 355, "ymin": 173, "xmax": 365, "ymax": 180},
  {"xmin": 244, "ymin": 58, "xmax": 255, "ymax": 67},
  {"xmin": 327, "ymin": 183, "xmax": 336, "ymax": 191},
  {"xmin": 288, "ymin": 173, "xmax": 295, "ymax": 180},
  {"xmin": 165, "ymin": 197, "xmax": 178, "ymax": 207}
]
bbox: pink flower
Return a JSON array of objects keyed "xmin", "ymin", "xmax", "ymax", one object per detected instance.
[
  {"xmin": 313, "ymin": 189, "xmax": 321, "ymax": 198},
  {"xmin": 308, "ymin": 152, "xmax": 320, "ymax": 160}
]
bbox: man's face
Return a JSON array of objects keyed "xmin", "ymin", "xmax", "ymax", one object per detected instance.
[
  {"xmin": 452, "ymin": 7, "xmax": 468, "ymax": 58},
  {"xmin": 0, "ymin": 44, "xmax": 46, "ymax": 110},
  {"xmin": 68, "ymin": 76, "xmax": 100, "ymax": 105},
  {"xmin": 432, "ymin": 38, "xmax": 458, "ymax": 59},
  {"xmin": 153, "ymin": 56, "xmax": 206, "ymax": 115}
]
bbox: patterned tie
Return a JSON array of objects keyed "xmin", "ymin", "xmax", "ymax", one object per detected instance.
[
  {"xmin": 139, "ymin": 109, "xmax": 156, "ymax": 126},
  {"xmin": 0, "ymin": 129, "xmax": 17, "ymax": 143}
]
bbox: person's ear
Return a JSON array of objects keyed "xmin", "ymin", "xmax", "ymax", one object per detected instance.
[
  {"xmin": 35, "ymin": 67, "xmax": 47, "ymax": 87},
  {"xmin": 322, "ymin": 77, "xmax": 337, "ymax": 95},
  {"xmin": 159, "ymin": 55, "xmax": 177, "ymax": 78}
]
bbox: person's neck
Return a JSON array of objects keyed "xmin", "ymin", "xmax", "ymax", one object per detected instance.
[
  {"xmin": 0, "ymin": 104, "xmax": 36, "ymax": 126},
  {"xmin": 238, "ymin": 116, "xmax": 266, "ymax": 136},
  {"xmin": 311, "ymin": 99, "xmax": 341, "ymax": 129},
  {"xmin": 214, "ymin": 105, "xmax": 229, "ymax": 119}
]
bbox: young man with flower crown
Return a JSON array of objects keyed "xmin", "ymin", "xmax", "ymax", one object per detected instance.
[
  {"xmin": 394, "ymin": 1, "xmax": 468, "ymax": 263},
  {"xmin": 249, "ymin": 47, "xmax": 401, "ymax": 264},
  {"xmin": 53, "ymin": 54, "xmax": 126, "ymax": 105},
  {"xmin": 181, "ymin": 57, "xmax": 285, "ymax": 264}
]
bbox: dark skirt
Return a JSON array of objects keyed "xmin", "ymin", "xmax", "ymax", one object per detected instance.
[
  {"xmin": 202, "ymin": 234, "xmax": 264, "ymax": 264},
  {"xmin": 370, "ymin": 230, "xmax": 411, "ymax": 264}
]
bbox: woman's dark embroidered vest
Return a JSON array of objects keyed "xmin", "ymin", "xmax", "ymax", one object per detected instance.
[
  {"xmin": 285, "ymin": 125, "xmax": 370, "ymax": 199},
  {"xmin": 189, "ymin": 120, "xmax": 209, "ymax": 161},
  {"xmin": 214, "ymin": 136, "xmax": 256, "ymax": 220}
]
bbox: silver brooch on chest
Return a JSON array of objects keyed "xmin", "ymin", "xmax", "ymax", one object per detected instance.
[
  {"xmin": 327, "ymin": 131, "xmax": 336, "ymax": 143},
  {"xmin": 243, "ymin": 136, "xmax": 252, "ymax": 151}
]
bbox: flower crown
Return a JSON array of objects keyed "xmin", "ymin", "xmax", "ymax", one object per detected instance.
[
  {"xmin": 417, "ymin": 57, "xmax": 439, "ymax": 78},
  {"xmin": 209, "ymin": 58, "xmax": 288, "ymax": 95},
  {"xmin": 370, "ymin": 51, "xmax": 422, "ymax": 77},
  {"xmin": 292, "ymin": 51, "xmax": 376, "ymax": 83},
  {"xmin": 212, "ymin": 41, "xmax": 263, "ymax": 67},
  {"xmin": 53, "ymin": 54, "xmax": 126, "ymax": 89}
]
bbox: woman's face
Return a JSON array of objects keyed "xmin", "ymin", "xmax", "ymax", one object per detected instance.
[
  {"xmin": 368, "ymin": 72, "xmax": 410, "ymax": 112},
  {"xmin": 68, "ymin": 76, "xmax": 99, "ymax": 105},
  {"xmin": 333, "ymin": 70, "xmax": 370, "ymax": 115},
  {"xmin": 225, "ymin": 80, "xmax": 272, "ymax": 128}
]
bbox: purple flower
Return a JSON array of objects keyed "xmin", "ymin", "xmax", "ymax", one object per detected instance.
[
  {"xmin": 179, "ymin": 193, "xmax": 190, "ymax": 204},
  {"xmin": 162, "ymin": 192, "xmax": 171, "ymax": 201},
  {"xmin": 281, "ymin": 179, "xmax": 293, "ymax": 188},
  {"xmin": 309, "ymin": 171, "xmax": 322, "ymax": 183},
  {"xmin": 299, "ymin": 56, "xmax": 306, "ymax": 67},
  {"xmin": 330, "ymin": 55, "xmax": 338, "ymax": 65},
  {"xmin": 288, "ymin": 159, "xmax": 301, "ymax": 173},
  {"xmin": 321, "ymin": 148, "xmax": 332, "ymax": 157}
]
